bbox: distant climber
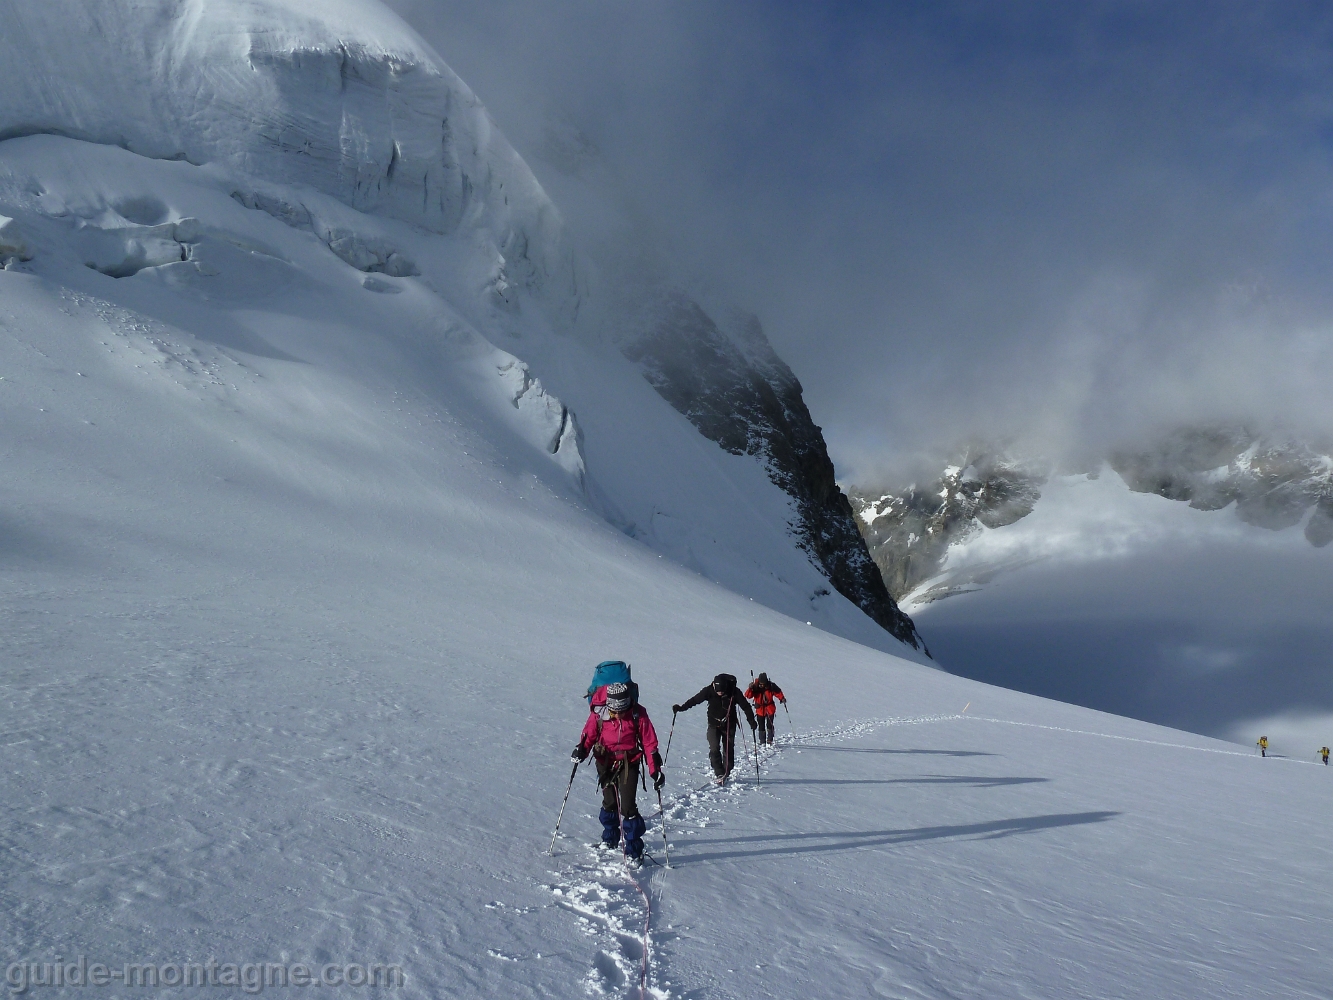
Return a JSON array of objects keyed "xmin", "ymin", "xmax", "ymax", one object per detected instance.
[
  {"xmin": 572, "ymin": 682, "xmax": 662, "ymax": 862},
  {"xmin": 745, "ymin": 673, "xmax": 786, "ymax": 746},
  {"xmin": 673, "ymin": 674, "xmax": 757, "ymax": 783},
  {"xmin": 1321, "ymin": 746, "xmax": 1330, "ymax": 765},
  {"xmin": 1258, "ymin": 736, "xmax": 1269, "ymax": 757}
]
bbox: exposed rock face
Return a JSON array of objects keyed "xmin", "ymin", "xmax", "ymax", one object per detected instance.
[
  {"xmin": 1110, "ymin": 429, "xmax": 1333, "ymax": 547},
  {"xmin": 621, "ymin": 291, "xmax": 924, "ymax": 650},
  {"xmin": 849, "ymin": 449, "xmax": 1045, "ymax": 601},
  {"xmin": 850, "ymin": 428, "xmax": 1333, "ymax": 610}
]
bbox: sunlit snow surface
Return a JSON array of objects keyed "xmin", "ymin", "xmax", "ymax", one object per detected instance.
[
  {"xmin": 2, "ymin": 163, "xmax": 1330, "ymax": 998},
  {"xmin": 1, "ymin": 1, "xmax": 1331, "ymax": 997}
]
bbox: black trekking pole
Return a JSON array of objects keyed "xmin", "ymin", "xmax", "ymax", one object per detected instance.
[
  {"xmin": 783, "ymin": 700, "xmax": 794, "ymax": 741},
  {"xmin": 655, "ymin": 786, "xmax": 671, "ymax": 868},
  {"xmin": 548, "ymin": 758, "xmax": 583, "ymax": 856},
  {"xmin": 748, "ymin": 669, "xmax": 758, "ymax": 748},
  {"xmin": 662, "ymin": 710, "xmax": 677, "ymax": 767},
  {"xmin": 743, "ymin": 716, "xmax": 761, "ymax": 787},
  {"xmin": 751, "ymin": 674, "xmax": 762, "ymax": 752},
  {"xmin": 722, "ymin": 709, "xmax": 734, "ymax": 787}
]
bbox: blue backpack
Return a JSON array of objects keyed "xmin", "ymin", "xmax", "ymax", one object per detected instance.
[{"xmin": 586, "ymin": 660, "xmax": 638, "ymax": 707}]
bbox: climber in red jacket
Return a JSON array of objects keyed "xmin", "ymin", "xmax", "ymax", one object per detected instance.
[{"xmin": 745, "ymin": 673, "xmax": 786, "ymax": 746}]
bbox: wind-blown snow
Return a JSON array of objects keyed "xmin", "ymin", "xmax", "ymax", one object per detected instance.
[{"xmin": 2, "ymin": 3, "xmax": 1330, "ymax": 998}]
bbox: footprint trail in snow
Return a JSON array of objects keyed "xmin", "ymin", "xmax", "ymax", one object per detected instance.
[{"xmin": 539, "ymin": 719, "xmax": 944, "ymax": 999}]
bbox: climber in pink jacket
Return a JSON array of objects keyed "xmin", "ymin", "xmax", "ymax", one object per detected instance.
[{"xmin": 572, "ymin": 682, "xmax": 662, "ymax": 859}]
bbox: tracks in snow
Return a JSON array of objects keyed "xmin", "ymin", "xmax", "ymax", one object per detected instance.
[
  {"xmin": 542, "ymin": 741, "xmax": 783, "ymax": 998},
  {"xmin": 539, "ymin": 710, "xmax": 1129, "ymax": 998}
]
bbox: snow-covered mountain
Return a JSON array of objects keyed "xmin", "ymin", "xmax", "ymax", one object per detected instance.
[
  {"xmin": 619, "ymin": 293, "xmax": 919, "ymax": 646},
  {"xmin": 1111, "ymin": 428, "xmax": 1333, "ymax": 544},
  {"xmin": 0, "ymin": 0, "xmax": 919, "ymax": 654},
  {"xmin": 508, "ymin": 114, "xmax": 923, "ymax": 647},
  {"xmin": 849, "ymin": 447, "xmax": 1046, "ymax": 603},
  {"xmin": 850, "ymin": 429, "xmax": 1331, "ymax": 608},
  {"xmin": 3, "ymin": 3, "xmax": 1332, "ymax": 998},
  {"xmin": 849, "ymin": 431, "xmax": 1332, "ymax": 746}
]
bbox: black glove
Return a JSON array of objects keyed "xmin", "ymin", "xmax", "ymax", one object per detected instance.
[
  {"xmin": 571, "ymin": 744, "xmax": 589, "ymax": 763},
  {"xmin": 653, "ymin": 770, "xmax": 666, "ymax": 791},
  {"xmin": 750, "ymin": 719, "xmax": 757, "ymax": 731},
  {"xmin": 672, "ymin": 704, "xmax": 682, "ymax": 714}
]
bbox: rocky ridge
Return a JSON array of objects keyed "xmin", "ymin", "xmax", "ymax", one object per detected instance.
[
  {"xmin": 849, "ymin": 449, "xmax": 1044, "ymax": 602},
  {"xmin": 1109, "ymin": 429, "xmax": 1333, "ymax": 547},
  {"xmin": 622, "ymin": 290, "xmax": 925, "ymax": 650},
  {"xmin": 850, "ymin": 429, "xmax": 1332, "ymax": 607}
]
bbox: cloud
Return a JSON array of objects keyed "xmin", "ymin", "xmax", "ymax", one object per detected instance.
[
  {"xmin": 911, "ymin": 513, "xmax": 1333, "ymax": 741},
  {"xmin": 386, "ymin": 1, "xmax": 1333, "ymax": 481}
]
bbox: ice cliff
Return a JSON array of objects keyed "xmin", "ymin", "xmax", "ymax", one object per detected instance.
[{"xmin": 0, "ymin": 0, "xmax": 921, "ymax": 651}]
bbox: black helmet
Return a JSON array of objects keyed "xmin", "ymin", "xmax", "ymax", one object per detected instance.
[
  {"xmin": 757, "ymin": 672, "xmax": 769, "ymax": 686},
  {"xmin": 712, "ymin": 673, "xmax": 734, "ymax": 691}
]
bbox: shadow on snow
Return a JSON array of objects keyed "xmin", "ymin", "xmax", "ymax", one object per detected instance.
[
  {"xmin": 673, "ymin": 812, "xmax": 1120, "ymax": 864},
  {"xmin": 761, "ymin": 775, "xmax": 1049, "ymax": 788}
]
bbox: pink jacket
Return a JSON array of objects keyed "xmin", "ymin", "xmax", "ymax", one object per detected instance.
[{"xmin": 578, "ymin": 707, "xmax": 660, "ymax": 776}]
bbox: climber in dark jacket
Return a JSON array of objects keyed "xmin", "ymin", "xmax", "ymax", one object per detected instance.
[{"xmin": 673, "ymin": 673, "xmax": 757, "ymax": 782}]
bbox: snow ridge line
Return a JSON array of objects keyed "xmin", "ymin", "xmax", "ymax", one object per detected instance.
[
  {"xmin": 805, "ymin": 711, "xmax": 1316, "ymax": 766},
  {"xmin": 959, "ymin": 715, "xmax": 1320, "ymax": 764}
]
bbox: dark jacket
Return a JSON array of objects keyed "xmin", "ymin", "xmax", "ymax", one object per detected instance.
[{"xmin": 679, "ymin": 681, "xmax": 757, "ymax": 729}]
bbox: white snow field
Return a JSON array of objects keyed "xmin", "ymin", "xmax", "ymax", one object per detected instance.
[{"xmin": 1, "ymin": 3, "xmax": 1331, "ymax": 998}]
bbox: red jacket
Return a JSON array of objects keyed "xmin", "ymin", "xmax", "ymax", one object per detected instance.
[
  {"xmin": 577, "ymin": 706, "xmax": 660, "ymax": 775},
  {"xmin": 745, "ymin": 682, "xmax": 785, "ymax": 717}
]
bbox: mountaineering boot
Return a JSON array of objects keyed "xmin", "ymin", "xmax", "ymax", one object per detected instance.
[
  {"xmin": 622, "ymin": 815, "xmax": 646, "ymax": 860},
  {"xmin": 599, "ymin": 807, "xmax": 621, "ymax": 848}
]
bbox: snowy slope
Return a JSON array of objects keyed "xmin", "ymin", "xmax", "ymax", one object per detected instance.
[
  {"xmin": 0, "ymin": 0, "xmax": 911, "ymax": 652},
  {"xmin": 2, "ymin": 3, "xmax": 1332, "ymax": 999}
]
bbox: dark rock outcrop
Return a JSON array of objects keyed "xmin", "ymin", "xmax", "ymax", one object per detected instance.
[
  {"xmin": 849, "ymin": 449, "xmax": 1045, "ymax": 602},
  {"xmin": 621, "ymin": 291, "xmax": 924, "ymax": 650}
]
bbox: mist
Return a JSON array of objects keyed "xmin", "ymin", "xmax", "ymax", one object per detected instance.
[{"xmin": 386, "ymin": 0, "xmax": 1333, "ymax": 482}]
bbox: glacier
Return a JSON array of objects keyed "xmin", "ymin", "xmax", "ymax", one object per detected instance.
[{"xmin": 1, "ymin": 2, "xmax": 1330, "ymax": 998}]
